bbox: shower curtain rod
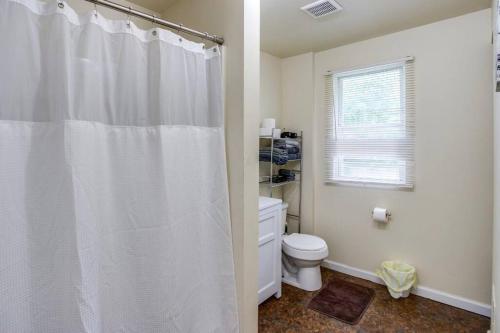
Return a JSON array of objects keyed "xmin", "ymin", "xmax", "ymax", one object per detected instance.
[{"xmin": 82, "ymin": 0, "xmax": 224, "ymax": 45}]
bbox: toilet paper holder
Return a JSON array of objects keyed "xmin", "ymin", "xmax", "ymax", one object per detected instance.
[
  {"xmin": 372, "ymin": 208, "xmax": 391, "ymax": 223},
  {"xmin": 372, "ymin": 209, "xmax": 392, "ymax": 217}
]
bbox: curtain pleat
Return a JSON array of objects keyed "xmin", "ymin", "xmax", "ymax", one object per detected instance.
[{"xmin": 0, "ymin": 0, "xmax": 238, "ymax": 332}]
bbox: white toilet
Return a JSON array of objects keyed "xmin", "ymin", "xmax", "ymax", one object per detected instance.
[{"xmin": 281, "ymin": 203, "xmax": 328, "ymax": 291}]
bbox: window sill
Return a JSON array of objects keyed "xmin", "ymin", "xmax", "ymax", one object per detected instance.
[{"xmin": 325, "ymin": 180, "xmax": 414, "ymax": 191}]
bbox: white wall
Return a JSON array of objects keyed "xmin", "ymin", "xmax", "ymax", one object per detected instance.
[
  {"xmin": 280, "ymin": 10, "xmax": 493, "ymax": 306},
  {"xmin": 163, "ymin": 1, "xmax": 260, "ymax": 332}
]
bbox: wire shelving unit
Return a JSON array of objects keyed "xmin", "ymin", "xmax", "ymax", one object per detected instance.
[{"xmin": 259, "ymin": 128, "xmax": 303, "ymax": 233}]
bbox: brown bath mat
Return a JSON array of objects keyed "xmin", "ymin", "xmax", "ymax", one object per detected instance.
[{"xmin": 308, "ymin": 278, "xmax": 375, "ymax": 325}]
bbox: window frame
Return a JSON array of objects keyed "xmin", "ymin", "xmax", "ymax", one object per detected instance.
[
  {"xmin": 334, "ymin": 63, "xmax": 407, "ymax": 132},
  {"xmin": 325, "ymin": 58, "xmax": 415, "ymax": 189}
]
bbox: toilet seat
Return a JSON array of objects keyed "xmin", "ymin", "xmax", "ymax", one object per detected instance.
[
  {"xmin": 284, "ymin": 233, "xmax": 326, "ymax": 251},
  {"xmin": 282, "ymin": 233, "xmax": 328, "ymax": 261}
]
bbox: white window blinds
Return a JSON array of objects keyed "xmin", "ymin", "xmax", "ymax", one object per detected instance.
[{"xmin": 324, "ymin": 58, "xmax": 415, "ymax": 188}]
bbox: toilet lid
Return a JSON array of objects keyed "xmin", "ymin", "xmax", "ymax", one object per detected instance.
[{"xmin": 283, "ymin": 233, "xmax": 327, "ymax": 251}]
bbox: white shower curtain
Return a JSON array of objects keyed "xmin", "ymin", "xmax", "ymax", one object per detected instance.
[{"xmin": 0, "ymin": 0, "xmax": 238, "ymax": 332}]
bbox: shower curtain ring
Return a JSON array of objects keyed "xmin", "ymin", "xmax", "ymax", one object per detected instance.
[
  {"xmin": 151, "ymin": 15, "xmax": 157, "ymax": 36},
  {"xmin": 57, "ymin": 0, "xmax": 64, "ymax": 8},
  {"xmin": 93, "ymin": 2, "xmax": 98, "ymax": 18},
  {"xmin": 177, "ymin": 24, "xmax": 183, "ymax": 42},
  {"xmin": 126, "ymin": 6, "xmax": 131, "ymax": 28},
  {"xmin": 200, "ymin": 32, "xmax": 209, "ymax": 48}
]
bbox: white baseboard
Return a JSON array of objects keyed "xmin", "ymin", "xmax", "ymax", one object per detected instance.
[{"xmin": 321, "ymin": 259, "xmax": 491, "ymax": 318}]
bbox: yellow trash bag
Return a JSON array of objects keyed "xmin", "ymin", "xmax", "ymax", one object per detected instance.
[{"xmin": 376, "ymin": 261, "xmax": 417, "ymax": 299}]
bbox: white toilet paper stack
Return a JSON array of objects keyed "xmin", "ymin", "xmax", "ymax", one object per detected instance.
[
  {"xmin": 261, "ymin": 118, "xmax": 275, "ymax": 129},
  {"xmin": 260, "ymin": 118, "xmax": 281, "ymax": 138}
]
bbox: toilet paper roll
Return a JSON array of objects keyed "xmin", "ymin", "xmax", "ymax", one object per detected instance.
[
  {"xmin": 372, "ymin": 207, "xmax": 390, "ymax": 223},
  {"xmin": 261, "ymin": 118, "xmax": 276, "ymax": 129},
  {"xmin": 259, "ymin": 128, "xmax": 272, "ymax": 137}
]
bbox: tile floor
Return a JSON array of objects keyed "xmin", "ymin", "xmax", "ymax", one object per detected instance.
[{"xmin": 258, "ymin": 268, "xmax": 490, "ymax": 333}]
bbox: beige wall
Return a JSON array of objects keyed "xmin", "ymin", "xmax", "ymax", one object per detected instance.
[
  {"xmin": 493, "ymin": 0, "xmax": 499, "ymax": 329},
  {"xmin": 280, "ymin": 10, "xmax": 493, "ymax": 305},
  {"xmin": 494, "ymin": 86, "xmax": 499, "ymax": 328},
  {"xmin": 280, "ymin": 53, "xmax": 315, "ymax": 234},
  {"xmin": 260, "ymin": 52, "xmax": 282, "ymax": 123},
  {"xmin": 163, "ymin": 1, "xmax": 260, "ymax": 332},
  {"xmin": 259, "ymin": 52, "xmax": 282, "ymax": 198},
  {"xmin": 258, "ymin": 52, "xmax": 313, "ymax": 233}
]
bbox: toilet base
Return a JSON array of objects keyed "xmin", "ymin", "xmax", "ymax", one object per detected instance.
[{"xmin": 282, "ymin": 265, "xmax": 322, "ymax": 291}]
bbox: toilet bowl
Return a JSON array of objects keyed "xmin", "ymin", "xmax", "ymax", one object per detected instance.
[{"xmin": 281, "ymin": 204, "xmax": 328, "ymax": 291}]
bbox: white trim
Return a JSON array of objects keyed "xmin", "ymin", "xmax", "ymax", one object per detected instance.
[
  {"xmin": 325, "ymin": 179, "xmax": 414, "ymax": 191},
  {"xmin": 325, "ymin": 56, "xmax": 414, "ymax": 76},
  {"xmin": 321, "ymin": 259, "xmax": 491, "ymax": 317}
]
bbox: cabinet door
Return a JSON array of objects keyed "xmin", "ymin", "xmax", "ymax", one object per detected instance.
[{"xmin": 258, "ymin": 209, "xmax": 280, "ymax": 304}]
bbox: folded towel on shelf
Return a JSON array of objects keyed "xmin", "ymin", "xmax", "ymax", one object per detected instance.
[
  {"xmin": 281, "ymin": 131, "xmax": 298, "ymax": 139},
  {"xmin": 259, "ymin": 147, "xmax": 288, "ymax": 165},
  {"xmin": 271, "ymin": 175, "xmax": 287, "ymax": 183},
  {"xmin": 282, "ymin": 139, "xmax": 300, "ymax": 147},
  {"xmin": 272, "ymin": 139, "xmax": 300, "ymax": 155},
  {"xmin": 278, "ymin": 169, "xmax": 295, "ymax": 177},
  {"xmin": 271, "ymin": 141, "xmax": 286, "ymax": 150},
  {"xmin": 259, "ymin": 144, "xmax": 301, "ymax": 164},
  {"xmin": 288, "ymin": 153, "xmax": 301, "ymax": 161},
  {"xmin": 260, "ymin": 147, "xmax": 287, "ymax": 156},
  {"xmin": 274, "ymin": 139, "xmax": 300, "ymax": 148},
  {"xmin": 278, "ymin": 169, "xmax": 296, "ymax": 181},
  {"xmin": 260, "ymin": 155, "xmax": 288, "ymax": 165},
  {"xmin": 271, "ymin": 174, "xmax": 295, "ymax": 183}
]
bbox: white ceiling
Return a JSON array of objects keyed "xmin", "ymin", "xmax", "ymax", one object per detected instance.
[{"xmin": 262, "ymin": 0, "xmax": 491, "ymax": 58}]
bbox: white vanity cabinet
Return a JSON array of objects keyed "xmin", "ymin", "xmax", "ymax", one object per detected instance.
[{"xmin": 258, "ymin": 197, "xmax": 282, "ymax": 305}]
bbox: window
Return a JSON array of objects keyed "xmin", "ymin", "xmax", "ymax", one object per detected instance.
[{"xmin": 324, "ymin": 58, "xmax": 415, "ymax": 188}]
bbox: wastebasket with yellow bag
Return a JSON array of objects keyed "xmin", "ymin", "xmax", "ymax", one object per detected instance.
[{"xmin": 376, "ymin": 261, "xmax": 417, "ymax": 299}]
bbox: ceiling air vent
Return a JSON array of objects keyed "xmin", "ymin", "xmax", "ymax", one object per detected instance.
[{"xmin": 300, "ymin": 0, "xmax": 343, "ymax": 19}]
